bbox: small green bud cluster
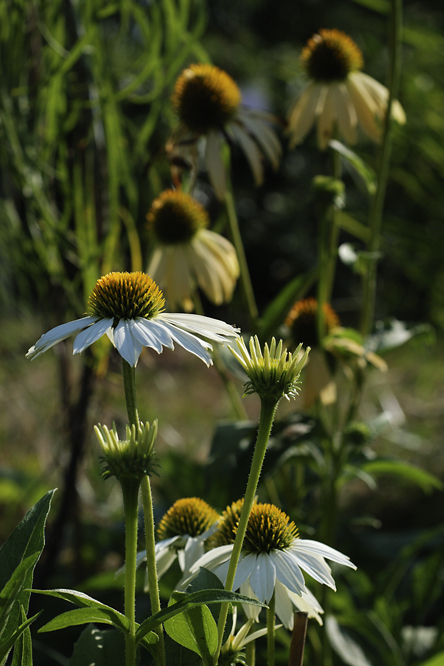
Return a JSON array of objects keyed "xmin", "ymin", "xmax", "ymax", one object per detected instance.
[
  {"xmin": 229, "ymin": 336, "xmax": 310, "ymax": 402},
  {"xmin": 95, "ymin": 420, "xmax": 158, "ymax": 481}
]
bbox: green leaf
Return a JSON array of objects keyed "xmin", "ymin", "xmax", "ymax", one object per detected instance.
[
  {"xmin": 165, "ymin": 593, "xmax": 218, "ymax": 665},
  {"xmin": 258, "ymin": 268, "xmax": 318, "ymax": 340},
  {"xmin": 329, "ymin": 140, "xmax": 377, "ymax": 195},
  {"xmin": 419, "ymin": 651, "xmax": 444, "ymax": 666},
  {"xmin": 361, "ymin": 460, "xmax": 443, "ymax": 493},
  {"xmin": 0, "ymin": 554, "xmax": 39, "ymax": 636},
  {"xmin": 0, "ymin": 612, "xmax": 41, "ymax": 665},
  {"xmin": 38, "ymin": 607, "xmax": 130, "ymax": 634},
  {"xmin": 0, "ymin": 490, "xmax": 55, "ymax": 663},
  {"xmin": 136, "ymin": 589, "xmax": 265, "ymax": 644},
  {"xmin": 69, "ymin": 625, "xmax": 125, "ymax": 666},
  {"xmin": 336, "ymin": 211, "xmax": 371, "ymax": 242},
  {"xmin": 11, "ymin": 606, "xmax": 33, "ymax": 666}
]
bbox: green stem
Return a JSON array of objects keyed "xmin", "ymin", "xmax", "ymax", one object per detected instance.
[
  {"xmin": 141, "ymin": 475, "xmax": 166, "ymax": 666},
  {"xmin": 224, "ymin": 187, "xmax": 258, "ymax": 331},
  {"xmin": 122, "ymin": 359, "xmax": 139, "ymax": 427},
  {"xmin": 360, "ymin": 0, "xmax": 403, "ymax": 336},
  {"xmin": 214, "ymin": 397, "xmax": 278, "ymax": 664},
  {"xmin": 267, "ymin": 592, "xmax": 276, "ymax": 666},
  {"xmin": 121, "ymin": 478, "xmax": 140, "ymax": 666},
  {"xmin": 245, "ymin": 639, "xmax": 255, "ymax": 666}
]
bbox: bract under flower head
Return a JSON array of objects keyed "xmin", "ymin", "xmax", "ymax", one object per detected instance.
[
  {"xmin": 26, "ymin": 271, "xmax": 239, "ymax": 367},
  {"xmin": 229, "ymin": 336, "xmax": 310, "ymax": 402},
  {"xmin": 95, "ymin": 420, "xmax": 157, "ymax": 481}
]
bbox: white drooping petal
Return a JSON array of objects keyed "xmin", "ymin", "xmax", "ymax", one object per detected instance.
[
  {"xmin": 248, "ymin": 552, "xmax": 276, "ymax": 603},
  {"xmin": 113, "ymin": 320, "xmax": 144, "ymax": 367},
  {"xmin": 274, "ymin": 579, "xmax": 298, "ymax": 630},
  {"xmin": 129, "ymin": 318, "xmax": 165, "ymax": 354},
  {"xmin": 158, "ymin": 312, "xmax": 239, "ymax": 342},
  {"xmin": 317, "ymin": 84, "xmax": 337, "ymax": 149},
  {"xmin": 231, "ymin": 553, "xmax": 259, "ymax": 592},
  {"xmin": 26, "ymin": 316, "xmax": 98, "ymax": 360},
  {"xmin": 294, "ymin": 539, "xmax": 357, "ymax": 569},
  {"xmin": 272, "ymin": 549, "xmax": 307, "ymax": 596},
  {"xmin": 158, "ymin": 322, "xmax": 213, "ymax": 366},
  {"xmin": 205, "ymin": 130, "xmax": 226, "ymax": 200},
  {"xmin": 240, "ymin": 581, "xmax": 261, "ymax": 622},
  {"xmin": 239, "ymin": 109, "xmax": 282, "ymax": 169},
  {"xmin": 191, "ymin": 544, "xmax": 233, "ymax": 573},
  {"xmin": 228, "ymin": 121, "xmax": 264, "ymax": 186},
  {"xmin": 291, "ymin": 550, "xmax": 336, "ymax": 589},
  {"xmin": 73, "ymin": 318, "xmax": 114, "ymax": 355}
]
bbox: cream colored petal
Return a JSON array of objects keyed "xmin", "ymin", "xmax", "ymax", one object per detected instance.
[
  {"xmin": 199, "ymin": 229, "xmax": 239, "ymax": 278},
  {"xmin": 287, "ymin": 82, "xmax": 326, "ymax": 147},
  {"xmin": 316, "ymin": 84, "xmax": 337, "ymax": 150},
  {"xmin": 187, "ymin": 238, "xmax": 233, "ymax": 305},
  {"xmin": 228, "ymin": 122, "xmax": 264, "ymax": 186},
  {"xmin": 185, "ymin": 242, "xmax": 224, "ymax": 305},
  {"xmin": 165, "ymin": 245, "xmax": 194, "ymax": 311},
  {"xmin": 205, "ymin": 130, "xmax": 226, "ymax": 200},
  {"xmin": 332, "ymin": 82, "xmax": 358, "ymax": 145},
  {"xmin": 346, "ymin": 75, "xmax": 382, "ymax": 142},
  {"xmin": 238, "ymin": 109, "xmax": 282, "ymax": 169},
  {"xmin": 147, "ymin": 246, "xmax": 167, "ymax": 283}
]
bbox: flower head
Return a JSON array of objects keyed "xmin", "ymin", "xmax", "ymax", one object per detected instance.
[
  {"xmin": 285, "ymin": 297, "xmax": 340, "ymax": 349},
  {"xmin": 229, "ymin": 336, "xmax": 310, "ymax": 401},
  {"xmin": 95, "ymin": 421, "xmax": 157, "ymax": 481},
  {"xmin": 136, "ymin": 497, "xmax": 219, "ymax": 589},
  {"xmin": 193, "ymin": 501, "xmax": 356, "ymax": 629},
  {"xmin": 288, "ymin": 29, "xmax": 406, "ymax": 149},
  {"xmin": 26, "ymin": 271, "xmax": 239, "ymax": 367},
  {"xmin": 146, "ymin": 190, "xmax": 239, "ymax": 311},
  {"xmin": 169, "ymin": 63, "xmax": 282, "ymax": 199}
]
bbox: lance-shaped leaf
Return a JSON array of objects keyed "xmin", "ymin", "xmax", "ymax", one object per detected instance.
[
  {"xmin": 164, "ymin": 592, "xmax": 218, "ymax": 665},
  {"xmin": 136, "ymin": 589, "xmax": 266, "ymax": 644}
]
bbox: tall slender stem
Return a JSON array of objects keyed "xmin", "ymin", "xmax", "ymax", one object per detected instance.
[
  {"xmin": 360, "ymin": 0, "xmax": 403, "ymax": 335},
  {"xmin": 267, "ymin": 592, "xmax": 276, "ymax": 666},
  {"xmin": 121, "ymin": 479, "xmax": 140, "ymax": 666},
  {"xmin": 214, "ymin": 397, "xmax": 278, "ymax": 664},
  {"xmin": 122, "ymin": 359, "xmax": 139, "ymax": 426},
  {"xmin": 141, "ymin": 475, "xmax": 166, "ymax": 666},
  {"xmin": 224, "ymin": 187, "xmax": 258, "ymax": 331}
]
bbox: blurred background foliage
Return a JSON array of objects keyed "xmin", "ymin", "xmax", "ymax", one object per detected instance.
[{"xmin": 1, "ymin": 0, "xmax": 444, "ymax": 664}]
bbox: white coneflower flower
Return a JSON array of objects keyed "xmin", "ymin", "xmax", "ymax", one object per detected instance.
[
  {"xmin": 288, "ymin": 29, "xmax": 406, "ymax": 149},
  {"xmin": 169, "ymin": 64, "xmax": 282, "ymax": 199},
  {"xmin": 26, "ymin": 272, "xmax": 239, "ymax": 367},
  {"xmin": 194, "ymin": 501, "xmax": 355, "ymax": 630},
  {"xmin": 135, "ymin": 497, "xmax": 219, "ymax": 590},
  {"xmin": 146, "ymin": 190, "xmax": 239, "ymax": 311}
]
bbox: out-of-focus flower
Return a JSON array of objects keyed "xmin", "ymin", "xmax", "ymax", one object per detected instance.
[
  {"xmin": 169, "ymin": 63, "xmax": 282, "ymax": 199},
  {"xmin": 285, "ymin": 297, "xmax": 386, "ymax": 407},
  {"xmin": 288, "ymin": 29, "xmax": 406, "ymax": 149},
  {"xmin": 136, "ymin": 497, "xmax": 219, "ymax": 590},
  {"xmin": 26, "ymin": 272, "xmax": 239, "ymax": 367},
  {"xmin": 194, "ymin": 501, "xmax": 355, "ymax": 629},
  {"xmin": 146, "ymin": 189, "xmax": 239, "ymax": 311}
]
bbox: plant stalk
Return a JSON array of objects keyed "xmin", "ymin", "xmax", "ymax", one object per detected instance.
[{"xmin": 214, "ymin": 397, "xmax": 278, "ymax": 664}]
